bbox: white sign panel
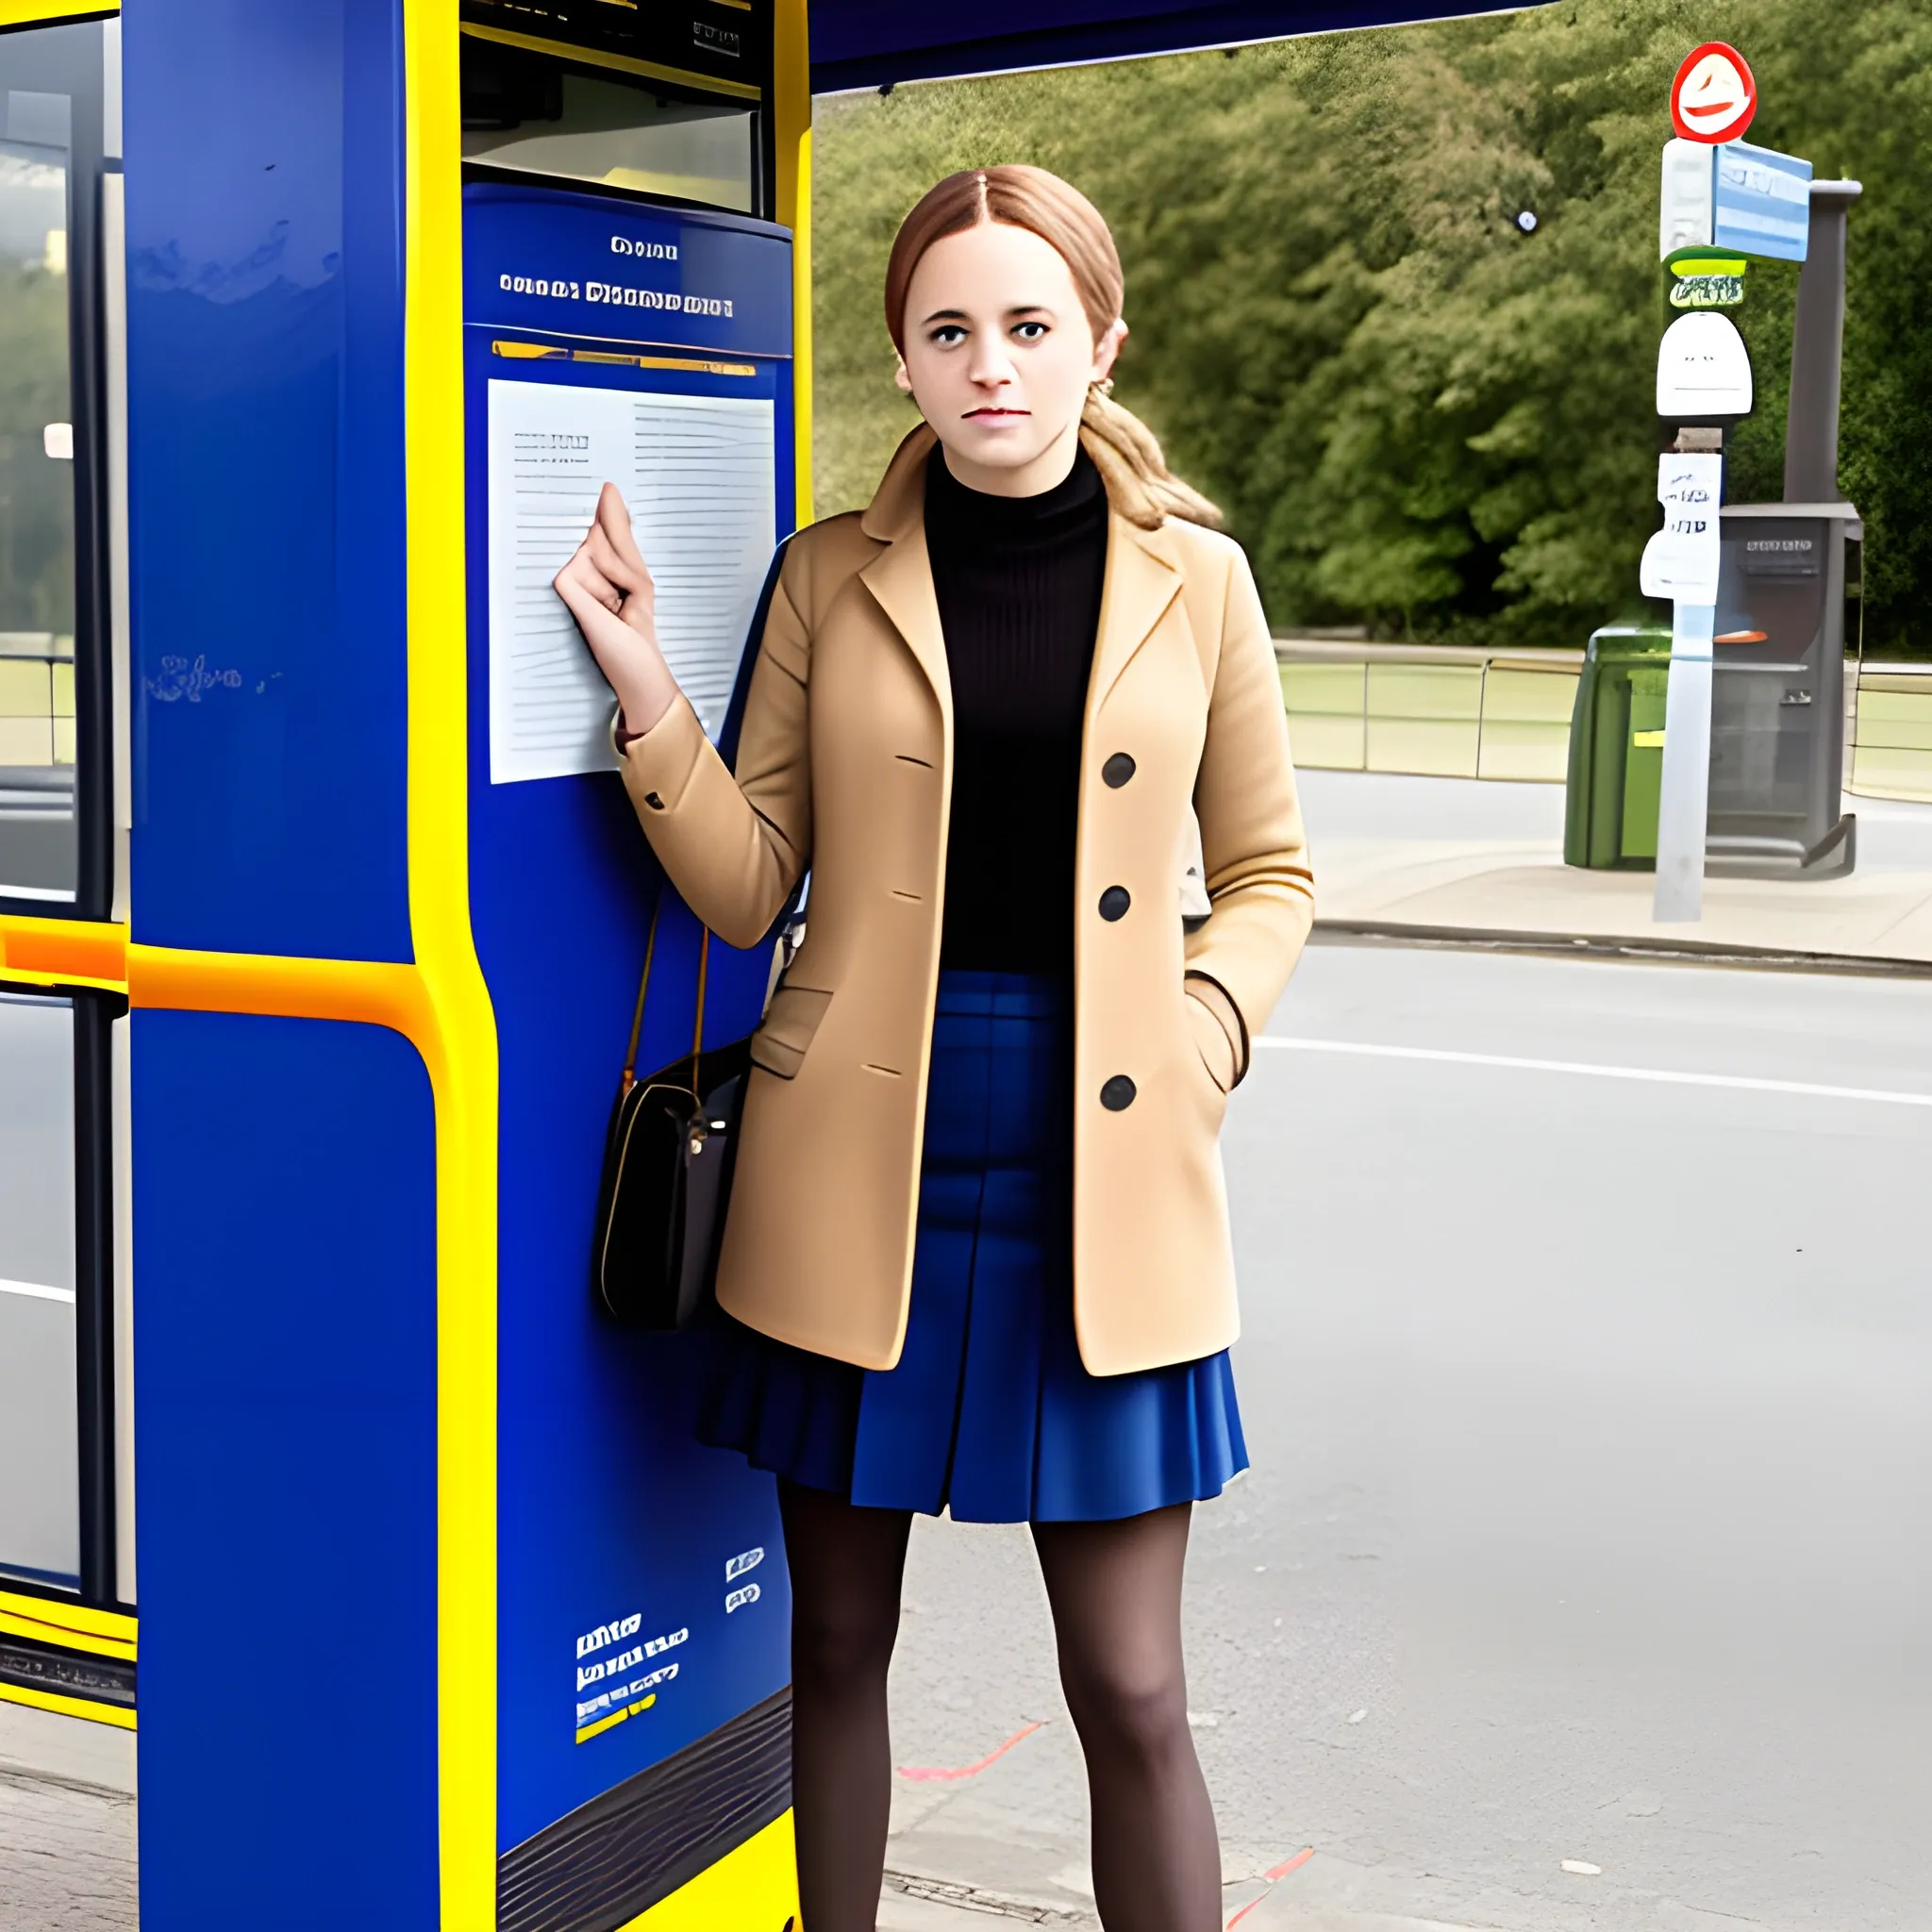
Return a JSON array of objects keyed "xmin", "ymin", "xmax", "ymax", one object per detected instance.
[
  {"xmin": 487, "ymin": 379, "xmax": 775, "ymax": 785},
  {"xmin": 1656, "ymin": 310, "xmax": 1752, "ymax": 419},
  {"xmin": 1641, "ymin": 452, "xmax": 1723, "ymax": 605},
  {"xmin": 1658, "ymin": 139, "xmax": 1714, "ymax": 259}
]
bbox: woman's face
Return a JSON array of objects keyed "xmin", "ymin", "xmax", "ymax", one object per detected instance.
[{"xmin": 895, "ymin": 219, "xmax": 1124, "ymax": 497}]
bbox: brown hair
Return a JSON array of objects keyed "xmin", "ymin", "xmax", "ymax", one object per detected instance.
[{"xmin": 883, "ymin": 165, "xmax": 1220, "ymax": 530}]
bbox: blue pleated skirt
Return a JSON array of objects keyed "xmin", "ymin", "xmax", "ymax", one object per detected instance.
[{"xmin": 693, "ymin": 970, "xmax": 1248, "ymax": 1523}]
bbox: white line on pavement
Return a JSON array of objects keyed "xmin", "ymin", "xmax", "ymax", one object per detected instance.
[{"xmin": 1253, "ymin": 1037, "xmax": 1932, "ymax": 1108}]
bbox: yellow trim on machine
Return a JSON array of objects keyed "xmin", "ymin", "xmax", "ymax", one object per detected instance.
[
  {"xmin": 0, "ymin": 1680, "xmax": 135, "ymax": 1730},
  {"xmin": 0, "ymin": 914, "xmax": 128, "ymax": 994},
  {"xmin": 621, "ymin": 1811, "xmax": 799, "ymax": 1929},
  {"xmin": 459, "ymin": 20, "xmax": 763, "ymax": 102},
  {"xmin": 773, "ymin": 0, "xmax": 812, "ymax": 524},
  {"xmin": 0, "ymin": 1589, "xmax": 137, "ymax": 1662},
  {"xmin": 128, "ymin": 945, "xmax": 428, "ymax": 1033},
  {"xmin": 0, "ymin": 0, "xmax": 118, "ymax": 25},
  {"xmin": 404, "ymin": 7, "xmax": 503, "ymax": 1928}
]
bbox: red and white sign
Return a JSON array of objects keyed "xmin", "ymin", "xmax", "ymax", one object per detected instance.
[{"xmin": 1671, "ymin": 42, "xmax": 1757, "ymax": 144}]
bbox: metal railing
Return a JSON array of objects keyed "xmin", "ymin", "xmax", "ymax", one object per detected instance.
[
  {"xmin": 1281, "ymin": 638, "xmax": 1932, "ymax": 804},
  {"xmin": 1847, "ymin": 661, "xmax": 1932, "ymax": 801},
  {"xmin": 1278, "ymin": 640, "xmax": 1580, "ymax": 783},
  {"xmin": 0, "ymin": 632, "xmax": 75, "ymax": 769}
]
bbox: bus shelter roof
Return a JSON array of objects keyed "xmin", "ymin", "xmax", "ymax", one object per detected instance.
[{"xmin": 808, "ymin": 0, "xmax": 1538, "ymax": 93}]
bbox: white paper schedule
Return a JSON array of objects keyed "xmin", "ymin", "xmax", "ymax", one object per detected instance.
[{"xmin": 487, "ymin": 379, "xmax": 776, "ymax": 784}]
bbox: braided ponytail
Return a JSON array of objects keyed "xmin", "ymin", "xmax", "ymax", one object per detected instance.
[
  {"xmin": 1078, "ymin": 382, "xmax": 1222, "ymax": 531},
  {"xmin": 884, "ymin": 165, "xmax": 1221, "ymax": 531}
]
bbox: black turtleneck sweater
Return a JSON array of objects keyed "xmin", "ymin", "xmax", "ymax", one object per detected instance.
[{"xmin": 924, "ymin": 445, "xmax": 1109, "ymax": 977}]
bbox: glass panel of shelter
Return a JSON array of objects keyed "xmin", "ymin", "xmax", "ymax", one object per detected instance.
[{"xmin": 0, "ymin": 108, "xmax": 76, "ymax": 903}]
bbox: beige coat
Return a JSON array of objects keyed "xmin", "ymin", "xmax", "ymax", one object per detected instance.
[{"xmin": 621, "ymin": 425, "xmax": 1314, "ymax": 1375}]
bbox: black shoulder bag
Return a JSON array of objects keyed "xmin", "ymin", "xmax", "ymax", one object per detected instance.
[{"xmin": 592, "ymin": 907, "xmax": 751, "ymax": 1329}]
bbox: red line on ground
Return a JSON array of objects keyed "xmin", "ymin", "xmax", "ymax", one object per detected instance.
[
  {"xmin": 1225, "ymin": 1848, "xmax": 1315, "ymax": 1927},
  {"xmin": 895, "ymin": 1719, "xmax": 1045, "ymax": 1783}
]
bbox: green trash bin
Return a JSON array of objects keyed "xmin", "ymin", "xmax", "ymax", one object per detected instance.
[{"xmin": 1564, "ymin": 625, "xmax": 1673, "ymax": 869}]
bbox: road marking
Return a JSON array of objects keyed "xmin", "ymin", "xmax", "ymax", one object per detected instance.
[
  {"xmin": 1226, "ymin": 1847, "xmax": 1315, "ymax": 1927},
  {"xmin": 1254, "ymin": 1037, "xmax": 1932, "ymax": 1109},
  {"xmin": 0, "ymin": 1277, "xmax": 75, "ymax": 1305},
  {"xmin": 896, "ymin": 1719, "xmax": 1044, "ymax": 1783}
]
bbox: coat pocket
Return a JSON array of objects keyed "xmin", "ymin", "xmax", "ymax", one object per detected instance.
[
  {"xmin": 749, "ymin": 985, "xmax": 833, "ymax": 1080},
  {"xmin": 1183, "ymin": 984, "xmax": 1241, "ymax": 1095}
]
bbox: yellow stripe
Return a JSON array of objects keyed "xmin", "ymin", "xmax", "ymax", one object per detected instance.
[
  {"xmin": 491, "ymin": 339, "xmax": 761, "ymax": 377},
  {"xmin": 0, "ymin": 0, "xmax": 118, "ymax": 24},
  {"xmin": 458, "ymin": 21, "xmax": 762, "ymax": 103},
  {"xmin": 475, "ymin": 321, "xmax": 791, "ymax": 362},
  {"xmin": 0, "ymin": 1584, "xmax": 134, "ymax": 1645},
  {"xmin": 127, "ymin": 945, "xmax": 427, "ymax": 1031},
  {"xmin": 0, "ymin": 914, "xmax": 128, "ymax": 994},
  {"xmin": 618, "ymin": 1811, "xmax": 798, "ymax": 1929},
  {"xmin": 573, "ymin": 1690, "xmax": 657, "ymax": 1743},
  {"xmin": 773, "ymin": 0, "xmax": 812, "ymax": 524},
  {"xmin": 0, "ymin": 1680, "xmax": 135, "ymax": 1730},
  {"xmin": 568, "ymin": 351, "xmax": 758, "ymax": 375},
  {"xmin": 0, "ymin": 1604, "xmax": 136, "ymax": 1664},
  {"xmin": 405, "ymin": 8, "xmax": 503, "ymax": 1928}
]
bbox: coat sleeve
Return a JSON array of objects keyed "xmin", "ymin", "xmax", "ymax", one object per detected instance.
[
  {"xmin": 615, "ymin": 547, "xmax": 812, "ymax": 949},
  {"xmin": 1183, "ymin": 540, "xmax": 1315, "ymax": 1075}
]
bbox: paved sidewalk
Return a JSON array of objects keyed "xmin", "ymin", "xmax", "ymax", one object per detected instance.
[
  {"xmin": 1299, "ymin": 771, "xmax": 1932, "ymax": 965},
  {"xmin": 0, "ymin": 1704, "xmax": 136, "ymax": 1932}
]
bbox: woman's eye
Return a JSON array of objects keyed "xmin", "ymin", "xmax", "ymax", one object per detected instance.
[
  {"xmin": 929, "ymin": 325, "xmax": 967, "ymax": 346},
  {"xmin": 1012, "ymin": 322, "xmax": 1049, "ymax": 341}
]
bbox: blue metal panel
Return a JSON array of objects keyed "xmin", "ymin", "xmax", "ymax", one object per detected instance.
[
  {"xmin": 132, "ymin": 1011, "xmax": 439, "ymax": 1930},
  {"xmin": 808, "ymin": 0, "xmax": 1552, "ymax": 92},
  {"xmin": 124, "ymin": 0, "xmax": 411, "ymax": 961},
  {"xmin": 463, "ymin": 187, "xmax": 795, "ymax": 1854}
]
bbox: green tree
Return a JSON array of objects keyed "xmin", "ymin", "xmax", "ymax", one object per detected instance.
[{"xmin": 812, "ymin": 0, "xmax": 1932, "ymax": 652}]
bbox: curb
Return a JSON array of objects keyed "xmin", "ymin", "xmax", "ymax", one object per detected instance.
[{"xmin": 1311, "ymin": 918, "xmax": 1932, "ymax": 979}]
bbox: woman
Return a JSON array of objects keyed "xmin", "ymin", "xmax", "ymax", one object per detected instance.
[{"xmin": 555, "ymin": 165, "xmax": 1313, "ymax": 1932}]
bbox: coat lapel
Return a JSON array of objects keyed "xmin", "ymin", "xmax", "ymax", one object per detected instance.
[
  {"xmin": 1086, "ymin": 513, "xmax": 1183, "ymax": 726},
  {"xmin": 858, "ymin": 425, "xmax": 952, "ymax": 728}
]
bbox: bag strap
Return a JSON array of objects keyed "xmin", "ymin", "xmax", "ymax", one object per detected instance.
[
  {"xmin": 688, "ymin": 926, "xmax": 710, "ymax": 1090},
  {"xmin": 619, "ymin": 897, "xmax": 663, "ymax": 1098},
  {"xmin": 618, "ymin": 896, "xmax": 712, "ymax": 1098}
]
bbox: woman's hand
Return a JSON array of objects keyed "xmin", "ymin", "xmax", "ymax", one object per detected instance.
[{"xmin": 552, "ymin": 481, "xmax": 681, "ymax": 739}]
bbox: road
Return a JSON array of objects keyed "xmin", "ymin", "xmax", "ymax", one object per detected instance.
[
  {"xmin": 883, "ymin": 934, "xmax": 1932, "ymax": 1931},
  {"xmin": 10, "ymin": 776, "xmax": 1932, "ymax": 1931}
]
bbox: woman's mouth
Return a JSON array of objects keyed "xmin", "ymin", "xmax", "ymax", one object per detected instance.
[{"xmin": 964, "ymin": 408, "xmax": 1028, "ymax": 420}]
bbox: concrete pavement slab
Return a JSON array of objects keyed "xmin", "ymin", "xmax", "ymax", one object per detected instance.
[
  {"xmin": 1296, "ymin": 771, "xmax": 1932, "ymax": 965},
  {"xmin": 1313, "ymin": 838, "xmax": 1932, "ymax": 962},
  {"xmin": 0, "ymin": 1704, "xmax": 134, "ymax": 1799}
]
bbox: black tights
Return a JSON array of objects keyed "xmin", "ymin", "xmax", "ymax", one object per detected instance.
[{"xmin": 778, "ymin": 1480, "xmax": 1222, "ymax": 1932}]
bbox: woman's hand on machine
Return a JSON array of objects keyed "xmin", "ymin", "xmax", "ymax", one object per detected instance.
[{"xmin": 553, "ymin": 482, "xmax": 681, "ymax": 739}]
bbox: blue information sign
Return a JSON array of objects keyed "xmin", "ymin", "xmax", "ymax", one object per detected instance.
[
  {"xmin": 1712, "ymin": 140, "xmax": 1812, "ymax": 263},
  {"xmin": 464, "ymin": 180, "xmax": 793, "ymax": 358}
]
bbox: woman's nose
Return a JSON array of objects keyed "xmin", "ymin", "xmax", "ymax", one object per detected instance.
[{"xmin": 967, "ymin": 348, "xmax": 1015, "ymax": 389}]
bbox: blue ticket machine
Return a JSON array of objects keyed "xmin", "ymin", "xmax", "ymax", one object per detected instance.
[
  {"xmin": 464, "ymin": 186, "xmax": 798, "ymax": 1922},
  {"xmin": 23, "ymin": 5, "xmax": 813, "ymax": 1927}
]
